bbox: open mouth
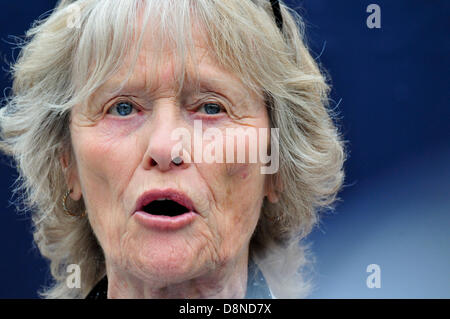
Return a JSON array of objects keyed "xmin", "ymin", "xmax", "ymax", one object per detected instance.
[
  {"xmin": 135, "ymin": 189, "xmax": 196, "ymax": 218},
  {"xmin": 134, "ymin": 189, "xmax": 198, "ymax": 229},
  {"xmin": 141, "ymin": 199, "xmax": 190, "ymax": 217}
]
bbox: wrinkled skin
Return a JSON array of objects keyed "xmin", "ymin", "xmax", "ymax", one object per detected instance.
[{"xmin": 63, "ymin": 30, "xmax": 278, "ymax": 298}]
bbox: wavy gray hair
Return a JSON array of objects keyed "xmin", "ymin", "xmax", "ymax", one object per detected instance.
[{"xmin": 0, "ymin": 0, "xmax": 345, "ymax": 298}]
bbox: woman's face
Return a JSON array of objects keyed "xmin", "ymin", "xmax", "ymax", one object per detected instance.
[{"xmin": 66, "ymin": 32, "xmax": 274, "ymax": 290}]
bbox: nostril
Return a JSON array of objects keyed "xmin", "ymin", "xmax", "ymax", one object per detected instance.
[{"xmin": 144, "ymin": 155, "xmax": 186, "ymax": 171}]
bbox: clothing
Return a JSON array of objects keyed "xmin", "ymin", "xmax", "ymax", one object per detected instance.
[{"xmin": 86, "ymin": 262, "xmax": 272, "ymax": 299}]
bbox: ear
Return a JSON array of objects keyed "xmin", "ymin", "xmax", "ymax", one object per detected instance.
[
  {"xmin": 60, "ymin": 149, "xmax": 82, "ymax": 201},
  {"xmin": 265, "ymin": 173, "xmax": 283, "ymax": 204}
]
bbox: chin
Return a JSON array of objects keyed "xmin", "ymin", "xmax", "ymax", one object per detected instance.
[{"xmin": 128, "ymin": 240, "xmax": 210, "ymax": 284}]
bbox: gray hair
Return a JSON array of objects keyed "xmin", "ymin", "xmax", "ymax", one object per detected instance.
[{"xmin": 0, "ymin": 0, "xmax": 345, "ymax": 298}]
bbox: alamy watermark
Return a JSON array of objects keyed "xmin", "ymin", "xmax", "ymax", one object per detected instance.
[
  {"xmin": 170, "ymin": 120, "xmax": 280, "ymax": 174},
  {"xmin": 366, "ymin": 264, "xmax": 381, "ymax": 288},
  {"xmin": 366, "ymin": 4, "xmax": 381, "ymax": 29},
  {"xmin": 66, "ymin": 264, "xmax": 81, "ymax": 289}
]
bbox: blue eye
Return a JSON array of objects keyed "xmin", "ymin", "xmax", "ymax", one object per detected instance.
[
  {"xmin": 200, "ymin": 103, "xmax": 223, "ymax": 115},
  {"xmin": 109, "ymin": 101, "xmax": 136, "ymax": 117}
]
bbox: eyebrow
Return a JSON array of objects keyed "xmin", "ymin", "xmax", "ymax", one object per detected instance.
[
  {"xmin": 97, "ymin": 73, "xmax": 248, "ymax": 105},
  {"xmin": 183, "ymin": 77, "xmax": 243, "ymax": 97}
]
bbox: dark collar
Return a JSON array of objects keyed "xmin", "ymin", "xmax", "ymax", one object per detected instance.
[{"xmin": 86, "ymin": 262, "xmax": 272, "ymax": 299}]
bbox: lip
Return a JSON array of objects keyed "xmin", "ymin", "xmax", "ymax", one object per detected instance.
[{"xmin": 133, "ymin": 189, "xmax": 198, "ymax": 231}]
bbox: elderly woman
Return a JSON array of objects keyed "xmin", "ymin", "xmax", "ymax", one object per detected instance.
[{"xmin": 0, "ymin": 0, "xmax": 344, "ymax": 299}]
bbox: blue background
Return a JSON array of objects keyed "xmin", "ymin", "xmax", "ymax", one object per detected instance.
[{"xmin": 0, "ymin": 1, "xmax": 449, "ymax": 298}]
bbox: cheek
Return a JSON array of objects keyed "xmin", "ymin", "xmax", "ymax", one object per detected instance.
[
  {"xmin": 226, "ymin": 163, "xmax": 250, "ymax": 180},
  {"xmin": 199, "ymin": 161, "xmax": 264, "ymax": 230},
  {"xmin": 194, "ymin": 162, "xmax": 264, "ymax": 265},
  {"xmin": 71, "ymin": 127, "xmax": 144, "ymax": 256},
  {"xmin": 197, "ymin": 125, "xmax": 267, "ymax": 224},
  {"xmin": 73, "ymin": 124, "xmax": 141, "ymax": 186},
  {"xmin": 223, "ymin": 163, "xmax": 264, "ymax": 210},
  {"xmin": 216, "ymin": 163, "xmax": 265, "ymax": 261},
  {"xmin": 70, "ymin": 125, "xmax": 143, "ymax": 225},
  {"xmin": 72, "ymin": 113, "xmax": 146, "ymax": 171}
]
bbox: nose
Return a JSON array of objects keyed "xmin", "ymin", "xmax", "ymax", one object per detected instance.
[{"xmin": 141, "ymin": 102, "xmax": 190, "ymax": 172}]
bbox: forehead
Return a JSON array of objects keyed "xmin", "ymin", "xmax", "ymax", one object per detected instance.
[{"xmin": 98, "ymin": 24, "xmax": 252, "ymax": 99}]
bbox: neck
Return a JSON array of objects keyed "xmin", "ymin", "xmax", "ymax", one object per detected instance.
[{"xmin": 105, "ymin": 256, "xmax": 249, "ymax": 299}]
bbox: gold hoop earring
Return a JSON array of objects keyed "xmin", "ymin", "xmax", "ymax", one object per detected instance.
[{"xmin": 62, "ymin": 189, "xmax": 86, "ymax": 217}]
